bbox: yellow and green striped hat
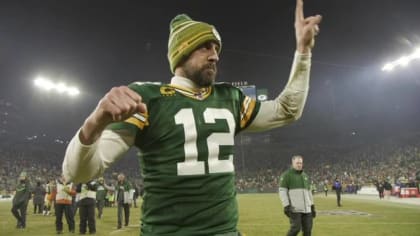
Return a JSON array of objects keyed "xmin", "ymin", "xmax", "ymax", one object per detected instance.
[{"xmin": 167, "ymin": 14, "xmax": 222, "ymax": 74}]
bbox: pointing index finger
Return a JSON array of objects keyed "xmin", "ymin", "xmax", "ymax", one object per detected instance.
[{"xmin": 295, "ymin": 0, "xmax": 304, "ymax": 23}]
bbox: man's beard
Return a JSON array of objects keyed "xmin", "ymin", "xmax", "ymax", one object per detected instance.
[{"xmin": 184, "ymin": 63, "xmax": 217, "ymax": 87}]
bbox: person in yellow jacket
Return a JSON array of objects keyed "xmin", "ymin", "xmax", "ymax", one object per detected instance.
[{"xmin": 107, "ymin": 190, "xmax": 115, "ymax": 207}]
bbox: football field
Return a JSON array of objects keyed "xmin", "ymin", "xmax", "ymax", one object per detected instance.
[{"xmin": 1, "ymin": 193, "xmax": 419, "ymax": 236}]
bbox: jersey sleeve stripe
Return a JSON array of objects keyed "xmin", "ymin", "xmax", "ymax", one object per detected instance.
[
  {"xmin": 240, "ymin": 96, "xmax": 251, "ymax": 121},
  {"xmin": 125, "ymin": 113, "xmax": 149, "ymax": 130},
  {"xmin": 240, "ymin": 96, "xmax": 257, "ymax": 128},
  {"xmin": 133, "ymin": 113, "xmax": 147, "ymax": 122}
]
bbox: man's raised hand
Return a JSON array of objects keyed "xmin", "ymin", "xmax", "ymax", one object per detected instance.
[{"xmin": 295, "ymin": 0, "xmax": 322, "ymax": 53}]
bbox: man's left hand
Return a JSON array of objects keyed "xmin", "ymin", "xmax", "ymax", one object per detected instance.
[
  {"xmin": 311, "ymin": 204, "xmax": 316, "ymax": 218},
  {"xmin": 295, "ymin": 0, "xmax": 322, "ymax": 53}
]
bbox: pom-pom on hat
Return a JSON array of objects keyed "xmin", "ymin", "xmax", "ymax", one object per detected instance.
[{"xmin": 167, "ymin": 14, "xmax": 221, "ymax": 74}]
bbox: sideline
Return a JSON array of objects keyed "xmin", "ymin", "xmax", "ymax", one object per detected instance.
[{"xmin": 341, "ymin": 193, "xmax": 420, "ymax": 206}]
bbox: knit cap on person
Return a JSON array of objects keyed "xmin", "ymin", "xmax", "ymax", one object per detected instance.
[
  {"xmin": 167, "ymin": 14, "xmax": 222, "ymax": 74},
  {"xmin": 19, "ymin": 171, "xmax": 27, "ymax": 179}
]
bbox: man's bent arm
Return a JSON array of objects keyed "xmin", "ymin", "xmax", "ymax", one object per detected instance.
[
  {"xmin": 247, "ymin": 51, "xmax": 311, "ymax": 131},
  {"xmin": 63, "ymin": 129, "xmax": 133, "ymax": 183}
]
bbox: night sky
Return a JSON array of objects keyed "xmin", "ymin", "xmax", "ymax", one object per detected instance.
[{"xmin": 1, "ymin": 0, "xmax": 420, "ymax": 147}]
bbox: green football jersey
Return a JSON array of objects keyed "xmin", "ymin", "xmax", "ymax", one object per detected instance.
[{"xmin": 108, "ymin": 82, "xmax": 260, "ymax": 236}]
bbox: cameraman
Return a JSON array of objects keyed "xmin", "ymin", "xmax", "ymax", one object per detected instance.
[{"xmin": 76, "ymin": 180, "xmax": 97, "ymax": 234}]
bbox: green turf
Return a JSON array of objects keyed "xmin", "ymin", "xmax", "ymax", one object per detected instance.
[{"xmin": 1, "ymin": 194, "xmax": 419, "ymax": 235}]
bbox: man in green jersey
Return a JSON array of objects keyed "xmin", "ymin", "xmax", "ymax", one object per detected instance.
[
  {"xmin": 63, "ymin": 1, "xmax": 322, "ymax": 235},
  {"xmin": 279, "ymin": 155, "xmax": 315, "ymax": 236}
]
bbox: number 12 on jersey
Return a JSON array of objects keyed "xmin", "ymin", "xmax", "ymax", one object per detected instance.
[{"xmin": 175, "ymin": 108, "xmax": 235, "ymax": 176}]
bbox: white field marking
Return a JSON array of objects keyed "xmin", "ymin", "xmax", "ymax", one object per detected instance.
[
  {"xmin": 239, "ymin": 222, "xmax": 420, "ymax": 226},
  {"xmin": 109, "ymin": 224, "xmax": 140, "ymax": 234}
]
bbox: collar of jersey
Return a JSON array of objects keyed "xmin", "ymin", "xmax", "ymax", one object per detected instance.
[{"xmin": 169, "ymin": 76, "xmax": 212, "ymax": 100}]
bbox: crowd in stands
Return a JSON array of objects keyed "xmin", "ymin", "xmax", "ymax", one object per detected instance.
[
  {"xmin": 235, "ymin": 135, "xmax": 420, "ymax": 193},
  {"xmin": 0, "ymin": 140, "xmax": 144, "ymax": 195},
  {"xmin": 1, "ymin": 129, "xmax": 419, "ymax": 196}
]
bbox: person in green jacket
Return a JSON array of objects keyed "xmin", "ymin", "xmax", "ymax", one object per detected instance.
[
  {"xmin": 114, "ymin": 173, "xmax": 133, "ymax": 229},
  {"xmin": 95, "ymin": 177, "xmax": 112, "ymax": 219},
  {"xmin": 11, "ymin": 171, "xmax": 32, "ymax": 229},
  {"xmin": 279, "ymin": 155, "xmax": 315, "ymax": 236}
]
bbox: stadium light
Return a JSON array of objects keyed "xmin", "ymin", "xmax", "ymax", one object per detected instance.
[
  {"xmin": 414, "ymin": 48, "xmax": 420, "ymax": 59},
  {"xmin": 382, "ymin": 47, "xmax": 420, "ymax": 72},
  {"xmin": 34, "ymin": 76, "xmax": 80, "ymax": 97}
]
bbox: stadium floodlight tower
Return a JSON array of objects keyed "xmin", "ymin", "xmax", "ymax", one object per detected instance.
[
  {"xmin": 382, "ymin": 47, "xmax": 420, "ymax": 72},
  {"xmin": 34, "ymin": 76, "xmax": 80, "ymax": 97}
]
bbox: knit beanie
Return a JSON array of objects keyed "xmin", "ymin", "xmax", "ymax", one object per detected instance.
[
  {"xmin": 167, "ymin": 14, "xmax": 222, "ymax": 74},
  {"xmin": 19, "ymin": 171, "xmax": 27, "ymax": 179}
]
